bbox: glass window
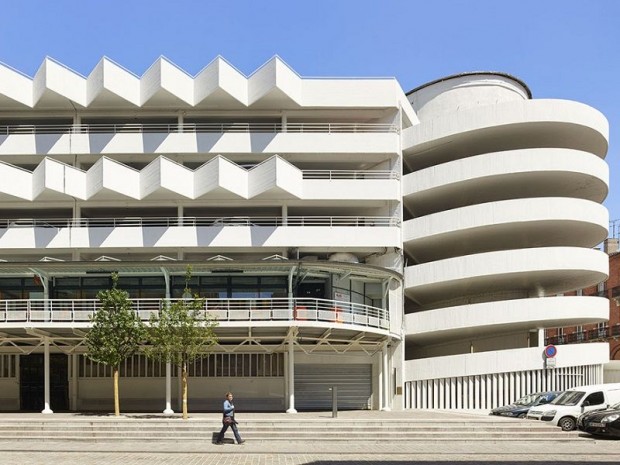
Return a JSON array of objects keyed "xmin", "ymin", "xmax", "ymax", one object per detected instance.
[
  {"xmin": 552, "ymin": 391, "xmax": 585, "ymax": 406},
  {"xmin": 584, "ymin": 391, "xmax": 605, "ymax": 406}
]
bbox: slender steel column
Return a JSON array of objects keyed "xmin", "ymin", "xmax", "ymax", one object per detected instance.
[
  {"xmin": 163, "ymin": 362, "xmax": 174, "ymax": 414},
  {"xmin": 382, "ymin": 344, "xmax": 391, "ymax": 411},
  {"xmin": 42, "ymin": 337, "xmax": 53, "ymax": 414},
  {"xmin": 286, "ymin": 338, "xmax": 297, "ymax": 413}
]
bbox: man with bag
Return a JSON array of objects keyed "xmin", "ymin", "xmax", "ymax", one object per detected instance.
[{"xmin": 215, "ymin": 392, "xmax": 245, "ymax": 445}]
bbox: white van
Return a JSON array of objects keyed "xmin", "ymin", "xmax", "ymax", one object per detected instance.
[{"xmin": 527, "ymin": 383, "xmax": 620, "ymax": 431}]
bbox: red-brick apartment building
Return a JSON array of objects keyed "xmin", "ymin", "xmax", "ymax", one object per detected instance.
[{"xmin": 546, "ymin": 239, "xmax": 620, "ymax": 360}]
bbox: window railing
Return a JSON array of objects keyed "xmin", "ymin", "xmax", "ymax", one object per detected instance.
[
  {"xmin": 0, "ymin": 297, "xmax": 389, "ymax": 330},
  {"xmin": 0, "ymin": 216, "xmax": 400, "ymax": 229},
  {"xmin": 0, "ymin": 122, "xmax": 399, "ymax": 135},
  {"xmin": 545, "ymin": 324, "xmax": 620, "ymax": 345}
]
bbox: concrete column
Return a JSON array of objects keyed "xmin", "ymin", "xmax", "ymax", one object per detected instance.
[
  {"xmin": 163, "ymin": 362, "xmax": 174, "ymax": 414},
  {"xmin": 286, "ymin": 339, "xmax": 297, "ymax": 413},
  {"xmin": 42, "ymin": 338, "xmax": 53, "ymax": 414},
  {"xmin": 177, "ymin": 113, "xmax": 184, "ymax": 132},
  {"xmin": 281, "ymin": 113, "xmax": 287, "ymax": 133},
  {"xmin": 72, "ymin": 204, "xmax": 81, "ymax": 261},
  {"xmin": 177, "ymin": 205, "xmax": 184, "ymax": 227},
  {"xmin": 378, "ymin": 355, "xmax": 383, "ymax": 410},
  {"xmin": 288, "ymin": 267, "xmax": 295, "ymax": 319},
  {"xmin": 282, "ymin": 204, "xmax": 288, "ymax": 226},
  {"xmin": 283, "ymin": 351, "xmax": 289, "ymax": 407},
  {"xmin": 381, "ymin": 344, "xmax": 391, "ymax": 411},
  {"xmin": 538, "ymin": 329, "xmax": 545, "ymax": 347}
]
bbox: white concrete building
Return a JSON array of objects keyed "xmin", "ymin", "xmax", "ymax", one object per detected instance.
[{"xmin": 0, "ymin": 58, "xmax": 610, "ymax": 413}]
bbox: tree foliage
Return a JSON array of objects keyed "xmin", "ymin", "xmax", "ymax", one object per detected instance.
[
  {"xmin": 85, "ymin": 272, "xmax": 146, "ymax": 415},
  {"xmin": 146, "ymin": 266, "xmax": 218, "ymax": 419}
]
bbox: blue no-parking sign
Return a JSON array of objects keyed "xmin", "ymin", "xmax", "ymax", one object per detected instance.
[{"xmin": 544, "ymin": 344, "xmax": 557, "ymax": 358}]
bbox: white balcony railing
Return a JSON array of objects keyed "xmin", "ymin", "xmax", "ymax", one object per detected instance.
[
  {"xmin": 302, "ymin": 170, "xmax": 399, "ymax": 180},
  {"xmin": 0, "ymin": 216, "xmax": 400, "ymax": 229},
  {"xmin": 0, "ymin": 122, "xmax": 399, "ymax": 135},
  {"xmin": 0, "ymin": 298, "xmax": 389, "ymax": 331}
]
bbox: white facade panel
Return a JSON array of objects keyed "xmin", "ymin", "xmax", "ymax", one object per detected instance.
[
  {"xmin": 101, "ymin": 158, "xmax": 140, "ymax": 198},
  {"xmin": 0, "ymin": 132, "xmax": 399, "ymax": 156},
  {"xmin": 0, "ymin": 162, "xmax": 32, "ymax": 200},
  {"xmin": 406, "ymin": 343, "xmax": 610, "ymax": 381},
  {"xmin": 88, "ymin": 58, "xmax": 141, "ymax": 106},
  {"xmin": 194, "ymin": 57, "xmax": 248, "ymax": 105},
  {"xmin": 39, "ymin": 58, "xmax": 87, "ymax": 107},
  {"xmin": 0, "ymin": 63, "xmax": 33, "ymax": 106},
  {"xmin": 0, "ymin": 226, "xmax": 401, "ymax": 249}
]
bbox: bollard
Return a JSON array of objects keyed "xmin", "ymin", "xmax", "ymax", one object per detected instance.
[{"xmin": 331, "ymin": 385, "xmax": 338, "ymax": 418}]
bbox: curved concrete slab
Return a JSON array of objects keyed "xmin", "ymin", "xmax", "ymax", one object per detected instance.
[
  {"xmin": 405, "ymin": 296, "xmax": 609, "ymax": 344},
  {"xmin": 404, "ymin": 247, "xmax": 608, "ymax": 305},
  {"xmin": 403, "ymin": 148, "xmax": 608, "ymax": 216},
  {"xmin": 402, "ymin": 99, "xmax": 608, "ymax": 171},
  {"xmin": 404, "ymin": 198, "xmax": 608, "ymax": 262}
]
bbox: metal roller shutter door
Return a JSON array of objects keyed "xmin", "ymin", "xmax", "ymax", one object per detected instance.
[{"xmin": 295, "ymin": 364, "xmax": 371, "ymax": 410}]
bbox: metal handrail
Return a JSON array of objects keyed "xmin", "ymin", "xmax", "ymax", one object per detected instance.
[
  {"xmin": 302, "ymin": 170, "xmax": 399, "ymax": 180},
  {"xmin": 0, "ymin": 216, "xmax": 400, "ymax": 229},
  {"xmin": 545, "ymin": 323, "xmax": 620, "ymax": 345},
  {"xmin": 0, "ymin": 122, "xmax": 399, "ymax": 135},
  {"xmin": 0, "ymin": 297, "xmax": 390, "ymax": 330}
]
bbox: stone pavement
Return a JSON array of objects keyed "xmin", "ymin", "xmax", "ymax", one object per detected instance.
[{"xmin": 0, "ymin": 410, "xmax": 618, "ymax": 464}]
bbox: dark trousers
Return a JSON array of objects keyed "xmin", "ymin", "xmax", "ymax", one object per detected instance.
[{"xmin": 217, "ymin": 422, "xmax": 242, "ymax": 443}]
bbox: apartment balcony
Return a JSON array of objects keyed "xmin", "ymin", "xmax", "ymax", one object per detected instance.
[
  {"xmin": 0, "ymin": 122, "xmax": 400, "ymax": 157},
  {"xmin": 0, "ymin": 215, "xmax": 401, "ymax": 250},
  {"xmin": 0, "ymin": 297, "xmax": 390, "ymax": 333}
]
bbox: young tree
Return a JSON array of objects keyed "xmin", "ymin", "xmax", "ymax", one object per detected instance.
[
  {"xmin": 146, "ymin": 267, "xmax": 218, "ymax": 419},
  {"xmin": 85, "ymin": 273, "xmax": 146, "ymax": 416}
]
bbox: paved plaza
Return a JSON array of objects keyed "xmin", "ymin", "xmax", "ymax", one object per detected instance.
[{"xmin": 0, "ymin": 410, "xmax": 618, "ymax": 464}]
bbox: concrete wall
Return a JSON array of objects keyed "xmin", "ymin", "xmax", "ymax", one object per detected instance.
[{"xmin": 604, "ymin": 361, "xmax": 620, "ymax": 383}]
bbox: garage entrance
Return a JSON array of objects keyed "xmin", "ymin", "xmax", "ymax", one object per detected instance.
[{"xmin": 294, "ymin": 364, "xmax": 372, "ymax": 410}]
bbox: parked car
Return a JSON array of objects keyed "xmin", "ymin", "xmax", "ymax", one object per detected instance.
[
  {"xmin": 577, "ymin": 401, "xmax": 620, "ymax": 438},
  {"xmin": 527, "ymin": 383, "xmax": 620, "ymax": 431},
  {"xmin": 490, "ymin": 391, "xmax": 561, "ymax": 418}
]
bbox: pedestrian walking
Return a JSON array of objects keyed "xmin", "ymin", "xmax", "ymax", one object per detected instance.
[{"xmin": 215, "ymin": 392, "xmax": 245, "ymax": 445}]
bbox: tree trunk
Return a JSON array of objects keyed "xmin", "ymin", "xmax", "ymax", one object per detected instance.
[
  {"xmin": 113, "ymin": 367, "xmax": 120, "ymax": 416},
  {"xmin": 182, "ymin": 361, "xmax": 188, "ymax": 420}
]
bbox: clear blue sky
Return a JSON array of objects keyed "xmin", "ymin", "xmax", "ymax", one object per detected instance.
[{"xmin": 1, "ymin": 0, "xmax": 618, "ymax": 221}]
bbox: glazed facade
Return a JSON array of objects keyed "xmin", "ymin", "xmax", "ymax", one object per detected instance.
[{"xmin": 0, "ymin": 57, "xmax": 610, "ymax": 413}]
